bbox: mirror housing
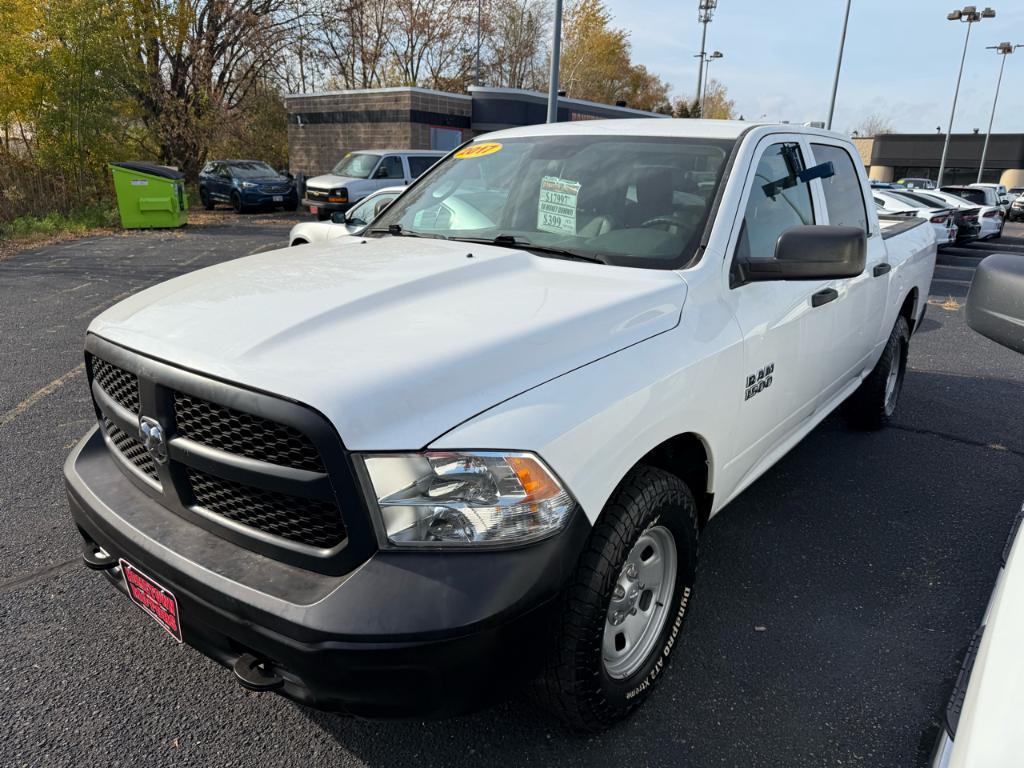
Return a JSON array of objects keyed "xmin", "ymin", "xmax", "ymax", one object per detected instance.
[
  {"xmin": 966, "ymin": 253, "xmax": 1024, "ymax": 354},
  {"xmin": 742, "ymin": 225, "xmax": 866, "ymax": 282},
  {"xmin": 374, "ymin": 167, "xmax": 390, "ymax": 179},
  {"xmin": 330, "ymin": 211, "xmax": 347, "ymax": 224}
]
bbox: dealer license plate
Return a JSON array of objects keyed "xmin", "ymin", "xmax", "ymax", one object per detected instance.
[
  {"xmin": 273, "ymin": 195, "xmax": 283, "ymax": 202},
  {"xmin": 309, "ymin": 206, "xmax": 318, "ymax": 214},
  {"xmin": 120, "ymin": 559, "xmax": 182, "ymax": 642}
]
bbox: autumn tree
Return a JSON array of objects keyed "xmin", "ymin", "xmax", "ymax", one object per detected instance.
[
  {"xmin": 487, "ymin": 0, "xmax": 550, "ymax": 90},
  {"xmin": 114, "ymin": 0, "xmax": 301, "ymax": 180},
  {"xmin": 558, "ymin": 0, "xmax": 671, "ymax": 111}
]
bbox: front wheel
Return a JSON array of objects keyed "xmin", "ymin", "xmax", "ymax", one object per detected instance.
[
  {"xmin": 841, "ymin": 315, "xmax": 909, "ymax": 430},
  {"xmin": 537, "ymin": 466, "xmax": 699, "ymax": 731},
  {"xmin": 200, "ymin": 188, "xmax": 214, "ymax": 210},
  {"xmin": 231, "ymin": 192, "xmax": 246, "ymax": 214}
]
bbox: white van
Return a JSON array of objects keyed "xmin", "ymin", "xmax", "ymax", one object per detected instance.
[{"xmin": 303, "ymin": 150, "xmax": 444, "ymax": 220}]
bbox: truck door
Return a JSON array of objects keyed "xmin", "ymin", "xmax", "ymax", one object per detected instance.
[
  {"xmin": 722, "ymin": 137, "xmax": 836, "ymax": 483},
  {"xmin": 808, "ymin": 141, "xmax": 887, "ymax": 397}
]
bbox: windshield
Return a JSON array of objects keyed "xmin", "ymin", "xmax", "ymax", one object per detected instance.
[
  {"xmin": 331, "ymin": 153, "xmax": 381, "ymax": 178},
  {"xmin": 228, "ymin": 161, "xmax": 277, "ymax": 179},
  {"xmin": 369, "ymin": 135, "xmax": 734, "ymax": 269}
]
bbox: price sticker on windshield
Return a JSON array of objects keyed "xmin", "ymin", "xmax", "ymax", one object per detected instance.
[
  {"xmin": 454, "ymin": 142, "xmax": 502, "ymax": 159},
  {"xmin": 537, "ymin": 176, "xmax": 581, "ymax": 236}
]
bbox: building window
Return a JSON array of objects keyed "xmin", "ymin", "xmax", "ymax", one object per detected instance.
[{"xmin": 430, "ymin": 126, "xmax": 463, "ymax": 151}]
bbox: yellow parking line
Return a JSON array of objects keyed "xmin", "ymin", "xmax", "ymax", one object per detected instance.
[{"xmin": 0, "ymin": 363, "xmax": 85, "ymax": 429}]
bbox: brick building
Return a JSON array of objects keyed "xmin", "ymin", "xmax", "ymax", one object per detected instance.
[{"xmin": 285, "ymin": 85, "xmax": 667, "ymax": 177}]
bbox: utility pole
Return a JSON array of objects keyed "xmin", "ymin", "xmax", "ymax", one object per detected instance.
[
  {"xmin": 547, "ymin": 0, "xmax": 563, "ymax": 123},
  {"xmin": 694, "ymin": 1, "xmax": 718, "ymax": 111},
  {"xmin": 977, "ymin": 42, "xmax": 1019, "ymax": 183},
  {"xmin": 826, "ymin": 0, "xmax": 852, "ymax": 130},
  {"xmin": 700, "ymin": 51, "xmax": 723, "ymax": 116},
  {"xmin": 937, "ymin": 6, "xmax": 996, "ymax": 187}
]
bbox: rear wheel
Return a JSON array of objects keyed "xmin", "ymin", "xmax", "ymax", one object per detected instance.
[
  {"xmin": 841, "ymin": 315, "xmax": 909, "ymax": 430},
  {"xmin": 537, "ymin": 466, "xmax": 699, "ymax": 732}
]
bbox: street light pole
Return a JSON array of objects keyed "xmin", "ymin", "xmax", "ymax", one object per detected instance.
[
  {"xmin": 695, "ymin": 1, "xmax": 717, "ymax": 108},
  {"xmin": 826, "ymin": 0, "xmax": 852, "ymax": 130},
  {"xmin": 937, "ymin": 6, "xmax": 996, "ymax": 187},
  {"xmin": 547, "ymin": 0, "xmax": 563, "ymax": 123},
  {"xmin": 700, "ymin": 51, "xmax": 723, "ymax": 117},
  {"xmin": 977, "ymin": 42, "xmax": 1019, "ymax": 183}
]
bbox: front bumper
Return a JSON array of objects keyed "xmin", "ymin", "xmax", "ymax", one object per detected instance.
[
  {"xmin": 241, "ymin": 189, "xmax": 297, "ymax": 207},
  {"xmin": 302, "ymin": 198, "xmax": 349, "ymax": 213},
  {"xmin": 65, "ymin": 427, "xmax": 589, "ymax": 717}
]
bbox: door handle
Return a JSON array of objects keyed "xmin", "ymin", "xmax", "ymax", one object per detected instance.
[
  {"xmin": 811, "ymin": 288, "xmax": 838, "ymax": 307},
  {"xmin": 873, "ymin": 263, "xmax": 892, "ymax": 277}
]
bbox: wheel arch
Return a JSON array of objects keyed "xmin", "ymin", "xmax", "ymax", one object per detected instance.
[
  {"xmin": 899, "ymin": 287, "xmax": 919, "ymax": 333},
  {"xmin": 634, "ymin": 432, "xmax": 714, "ymax": 530}
]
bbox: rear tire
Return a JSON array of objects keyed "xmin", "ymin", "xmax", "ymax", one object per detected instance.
[
  {"xmin": 841, "ymin": 315, "xmax": 909, "ymax": 431},
  {"xmin": 537, "ymin": 466, "xmax": 699, "ymax": 732}
]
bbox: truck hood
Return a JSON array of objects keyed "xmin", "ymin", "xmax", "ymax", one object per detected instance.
[
  {"xmin": 305, "ymin": 173, "xmax": 372, "ymax": 190},
  {"xmin": 89, "ymin": 238, "xmax": 687, "ymax": 449}
]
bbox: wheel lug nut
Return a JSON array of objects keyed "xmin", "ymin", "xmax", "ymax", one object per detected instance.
[
  {"xmin": 610, "ymin": 610, "xmax": 625, "ymax": 625},
  {"xmin": 624, "ymin": 563, "xmax": 638, "ymax": 581},
  {"xmin": 613, "ymin": 585, "xmax": 625, "ymax": 600}
]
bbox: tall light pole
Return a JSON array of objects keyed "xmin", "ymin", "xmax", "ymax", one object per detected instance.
[
  {"xmin": 937, "ymin": 6, "xmax": 996, "ymax": 187},
  {"xmin": 547, "ymin": 0, "xmax": 563, "ymax": 123},
  {"xmin": 700, "ymin": 51, "xmax": 723, "ymax": 117},
  {"xmin": 694, "ymin": 1, "xmax": 718, "ymax": 107},
  {"xmin": 977, "ymin": 42, "xmax": 1019, "ymax": 183},
  {"xmin": 826, "ymin": 0, "xmax": 852, "ymax": 130}
]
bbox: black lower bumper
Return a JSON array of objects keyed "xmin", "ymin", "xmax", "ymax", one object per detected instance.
[
  {"xmin": 65, "ymin": 428, "xmax": 589, "ymax": 717},
  {"xmin": 302, "ymin": 198, "xmax": 349, "ymax": 213}
]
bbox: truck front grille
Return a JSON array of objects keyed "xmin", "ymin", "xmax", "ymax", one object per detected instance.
[
  {"xmin": 187, "ymin": 468, "xmax": 345, "ymax": 549},
  {"xmin": 92, "ymin": 357, "xmax": 139, "ymax": 413},
  {"xmin": 174, "ymin": 392, "xmax": 325, "ymax": 472},
  {"xmin": 85, "ymin": 345, "xmax": 357, "ymax": 568},
  {"xmin": 100, "ymin": 415, "xmax": 159, "ymax": 484}
]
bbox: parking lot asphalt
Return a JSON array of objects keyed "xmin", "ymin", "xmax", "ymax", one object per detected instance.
[{"xmin": 2, "ymin": 216, "xmax": 1023, "ymax": 767}]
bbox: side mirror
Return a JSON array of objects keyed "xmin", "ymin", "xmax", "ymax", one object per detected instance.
[
  {"xmin": 330, "ymin": 211, "xmax": 347, "ymax": 224},
  {"xmin": 966, "ymin": 253, "xmax": 1024, "ymax": 354},
  {"xmin": 375, "ymin": 167, "xmax": 389, "ymax": 179},
  {"xmin": 280, "ymin": 169, "xmax": 294, "ymax": 180},
  {"xmin": 742, "ymin": 225, "xmax": 866, "ymax": 282}
]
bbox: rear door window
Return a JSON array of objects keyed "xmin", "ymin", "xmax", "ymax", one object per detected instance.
[
  {"xmin": 811, "ymin": 143, "xmax": 868, "ymax": 232},
  {"xmin": 407, "ymin": 156, "xmax": 438, "ymax": 178}
]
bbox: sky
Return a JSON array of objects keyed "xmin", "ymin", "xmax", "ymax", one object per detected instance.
[{"xmin": 602, "ymin": 0, "xmax": 1024, "ymax": 134}]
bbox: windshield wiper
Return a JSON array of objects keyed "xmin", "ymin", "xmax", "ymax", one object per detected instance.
[
  {"xmin": 367, "ymin": 223, "xmax": 448, "ymax": 240},
  {"xmin": 451, "ymin": 234, "xmax": 607, "ymax": 264}
]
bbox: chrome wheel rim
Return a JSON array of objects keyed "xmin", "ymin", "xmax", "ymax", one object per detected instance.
[{"xmin": 602, "ymin": 525, "xmax": 678, "ymax": 680}]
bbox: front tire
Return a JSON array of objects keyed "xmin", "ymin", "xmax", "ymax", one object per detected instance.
[
  {"xmin": 538, "ymin": 466, "xmax": 699, "ymax": 732},
  {"xmin": 316, "ymin": 210, "xmax": 331, "ymax": 221},
  {"xmin": 200, "ymin": 188, "xmax": 214, "ymax": 210},
  {"xmin": 231, "ymin": 192, "xmax": 246, "ymax": 214},
  {"xmin": 841, "ymin": 315, "xmax": 909, "ymax": 430}
]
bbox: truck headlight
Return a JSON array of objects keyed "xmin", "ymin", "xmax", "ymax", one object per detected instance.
[
  {"xmin": 361, "ymin": 451, "xmax": 575, "ymax": 547},
  {"xmin": 241, "ymin": 181, "xmax": 258, "ymax": 189}
]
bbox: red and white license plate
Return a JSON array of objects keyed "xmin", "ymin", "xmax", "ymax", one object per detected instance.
[
  {"xmin": 120, "ymin": 559, "xmax": 182, "ymax": 643},
  {"xmin": 309, "ymin": 206, "xmax": 318, "ymax": 214}
]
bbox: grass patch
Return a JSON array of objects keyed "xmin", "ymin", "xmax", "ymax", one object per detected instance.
[{"xmin": 1, "ymin": 204, "xmax": 120, "ymax": 240}]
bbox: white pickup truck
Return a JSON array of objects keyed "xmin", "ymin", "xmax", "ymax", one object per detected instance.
[{"xmin": 65, "ymin": 120, "xmax": 936, "ymax": 731}]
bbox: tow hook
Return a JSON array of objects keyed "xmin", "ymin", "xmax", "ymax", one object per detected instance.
[
  {"xmin": 233, "ymin": 653, "xmax": 284, "ymax": 692},
  {"xmin": 81, "ymin": 541, "xmax": 118, "ymax": 570}
]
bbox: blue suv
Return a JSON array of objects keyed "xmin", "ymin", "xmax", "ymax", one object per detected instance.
[{"xmin": 199, "ymin": 160, "xmax": 298, "ymax": 213}]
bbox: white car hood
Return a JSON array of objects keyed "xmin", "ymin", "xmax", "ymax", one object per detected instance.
[
  {"xmin": 89, "ymin": 238, "xmax": 687, "ymax": 449},
  {"xmin": 305, "ymin": 173, "xmax": 365, "ymax": 190}
]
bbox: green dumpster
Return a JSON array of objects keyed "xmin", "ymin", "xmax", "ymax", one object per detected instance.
[{"xmin": 109, "ymin": 162, "xmax": 188, "ymax": 229}]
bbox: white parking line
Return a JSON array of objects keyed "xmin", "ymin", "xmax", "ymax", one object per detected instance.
[{"xmin": 0, "ymin": 364, "xmax": 85, "ymax": 429}]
